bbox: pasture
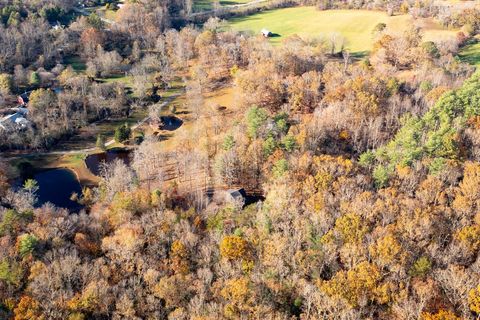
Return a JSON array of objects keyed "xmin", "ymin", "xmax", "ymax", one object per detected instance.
[
  {"xmin": 458, "ymin": 39, "xmax": 480, "ymax": 66},
  {"xmin": 227, "ymin": 7, "xmax": 457, "ymax": 53},
  {"xmin": 194, "ymin": 0, "xmax": 252, "ymax": 12}
]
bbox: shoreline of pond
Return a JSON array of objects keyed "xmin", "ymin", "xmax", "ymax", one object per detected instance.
[{"xmin": 6, "ymin": 148, "xmax": 133, "ymax": 212}]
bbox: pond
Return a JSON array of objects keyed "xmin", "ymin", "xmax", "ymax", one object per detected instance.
[
  {"xmin": 160, "ymin": 116, "xmax": 183, "ymax": 131},
  {"xmin": 85, "ymin": 148, "xmax": 131, "ymax": 176},
  {"xmin": 16, "ymin": 168, "xmax": 84, "ymax": 212}
]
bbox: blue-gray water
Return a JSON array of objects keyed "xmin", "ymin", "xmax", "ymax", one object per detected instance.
[
  {"xmin": 16, "ymin": 168, "xmax": 83, "ymax": 212},
  {"xmin": 85, "ymin": 149, "xmax": 131, "ymax": 176}
]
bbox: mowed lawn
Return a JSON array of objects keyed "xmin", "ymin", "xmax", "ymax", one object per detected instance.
[
  {"xmin": 458, "ymin": 39, "xmax": 480, "ymax": 66},
  {"xmin": 228, "ymin": 7, "xmax": 457, "ymax": 53},
  {"xmin": 194, "ymin": 0, "xmax": 252, "ymax": 11}
]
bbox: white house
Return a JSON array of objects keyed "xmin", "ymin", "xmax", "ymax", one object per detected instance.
[
  {"xmin": 0, "ymin": 112, "xmax": 30, "ymax": 131},
  {"xmin": 261, "ymin": 28, "xmax": 272, "ymax": 37}
]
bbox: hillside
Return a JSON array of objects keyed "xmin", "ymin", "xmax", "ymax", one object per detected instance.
[{"xmin": 2, "ymin": 0, "xmax": 480, "ymax": 319}]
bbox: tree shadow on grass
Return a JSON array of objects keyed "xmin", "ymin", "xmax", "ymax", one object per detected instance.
[
  {"xmin": 458, "ymin": 39, "xmax": 480, "ymax": 66},
  {"xmin": 350, "ymin": 51, "xmax": 369, "ymax": 59},
  {"xmin": 154, "ymin": 132, "xmax": 174, "ymax": 142}
]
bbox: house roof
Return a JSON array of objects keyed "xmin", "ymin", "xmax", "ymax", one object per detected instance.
[
  {"xmin": 8, "ymin": 107, "xmax": 29, "ymax": 115},
  {"xmin": 0, "ymin": 112, "xmax": 30, "ymax": 130},
  {"xmin": 227, "ymin": 188, "xmax": 247, "ymax": 200},
  {"xmin": 2, "ymin": 112, "xmax": 23, "ymax": 123},
  {"xmin": 18, "ymin": 91, "xmax": 32, "ymax": 103}
]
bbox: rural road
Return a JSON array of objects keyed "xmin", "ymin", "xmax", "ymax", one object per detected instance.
[{"xmin": 72, "ymin": 7, "xmax": 115, "ymax": 25}]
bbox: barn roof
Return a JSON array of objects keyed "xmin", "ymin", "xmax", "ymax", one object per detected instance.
[{"xmin": 227, "ymin": 188, "xmax": 247, "ymax": 200}]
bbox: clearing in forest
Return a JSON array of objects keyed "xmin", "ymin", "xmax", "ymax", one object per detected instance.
[
  {"xmin": 194, "ymin": 0, "xmax": 253, "ymax": 11},
  {"xmin": 458, "ymin": 39, "xmax": 480, "ymax": 66},
  {"xmin": 228, "ymin": 7, "xmax": 457, "ymax": 53}
]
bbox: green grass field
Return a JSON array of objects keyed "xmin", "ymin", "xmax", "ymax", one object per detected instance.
[
  {"xmin": 228, "ymin": 7, "xmax": 457, "ymax": 53},
  {"xmin": 64, "ymin": 56, "xmax": 87, "ymax": 73},
  {"xmin": 194, "ymin": 0, "xmax": 252, "ymax": 11},
  {"xmin": 458, "ymin": 39, "xmax": 480, "ymax": 66}
]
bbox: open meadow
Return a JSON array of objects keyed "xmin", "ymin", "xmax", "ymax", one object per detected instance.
[
  {"xmin": 228, "ymin": 7, "xmax": 458, "ymax": 53},
  {"xmin": 458, "ymin": 38, "xmax": 480, "ymax": 66},
  {"xmin": 194, "ymin": 0, "xmax": 253, "ymax": 11}
]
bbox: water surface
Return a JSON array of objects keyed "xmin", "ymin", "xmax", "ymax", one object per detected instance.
[
  {"xmin": 160, "ymin": 116, "xmax": 183, "ymax": 131},
  {"xmin": 17, "ymin": 168, "xmax": 83, "ymax": 212},
  {"xmin": 85, "ymin": 149, "xmax": 131, "ymax": 176}
]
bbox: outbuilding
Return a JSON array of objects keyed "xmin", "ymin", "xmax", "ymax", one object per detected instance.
[
  {"xmin": 0, "ymin": 112, "xmax": 30, "ymax": 131},
  {"xmin": 17, "ymin": 91, "xmax": 31, "ymax": 106},
  {"xmin": 225, "ymin": 188, "xmax": 247, "ymax": 207},
  {"xmin": 261, "ymin": 28, "xmax": 272, "ymax": 37}
]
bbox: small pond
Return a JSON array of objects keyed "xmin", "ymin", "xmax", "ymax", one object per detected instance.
[
  {"xmin": 16, "ymin": 168, "xmax": 84, "ymax": 212},
  {"xmin": 160, "ymin": 116, "xmax": 183, "ymax": 131},
  {"xmin": 85, "ymin": 148, "xmax": 131, "ymax": 176}
]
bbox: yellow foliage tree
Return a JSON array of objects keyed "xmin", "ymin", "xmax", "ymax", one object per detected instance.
[
  {"xmin": 334, "ymin": 213, "xmax": 368, "ymax": 244},
  {"xmin": 455, "ymin": 224, "xmax": 480, "ymax": 252},
  {"xmin": 320, "ymin": 261, "xmax": 381, "ymax": 307},
  {"xmin": 170, "ymin": 240, "xmax": 190, "ymax": 275},
  {"xmin": 220, "ymin": 277, "xmax": 253, "ymax": 318},
  {"xmin": 453, "ymin": 162, "xmax": 480, "ymax": 215},
  {"xmin": 66, "ymin": 282, "xmax": 100, "ymax": 313},
  {"xmin": 220, "ymin": 235, "xmax": 249, "ymax": 261},
  {"xmin": 14, "ymin": 296, "xmax": 44, "ymax": 320},
  {"xmin": 369, "ymin": 234, "xmax": 402, "ymax": 267},
  {"xmin": 421, "ymin": 309, "xmax": 461, "ymax": 320},
  {"xmin": 468, "ymin": 284, "xmax": 480, "ymax": 314}
]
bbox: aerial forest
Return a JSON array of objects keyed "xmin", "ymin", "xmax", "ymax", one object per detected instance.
[{"xmin": 1, "ymin": 0, "xmax": 480, "ymax": 319}]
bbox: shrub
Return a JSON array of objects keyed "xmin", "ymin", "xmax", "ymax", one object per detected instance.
[
  {"xmin": 409, "ymin": 256, "xmax": 431, "ymax": 277},
  {"xmin": 114, "ymin": 124, "xmax": 131, "ymax": 143},
  {"xmin": 419, "ymin": 81, "xmax": 433, "ymax": 92},
  {"xmin": 17, "ymin": 234, "xmax": 38, "ymax": 258},
  {"xmin": 281, "ymin": 135, "xmax": 297, "ymax": 153},
  {"xmin": 272, "ymin": 159, "xmax": 289, "ymax": 178},
  {"xmin": 421, "ymin": 41, "xmax": 440, "ymax": 59},
  {"xmin": 373, "ymin": 165, "xmax": 390, "ymax": 189},
  {"xmin": 29, "ymin": 71, "xmax": 40, "ymax": 86},
  {"xmin": 96, "ymin": 134, "xmax": 106, "ymax": 150},
  {"xmin": 359, "ymin": 151, "xmax": 375, "ymax": 168},
  {"xmin": 372, "ymin": 22, "xmax": 386, "ymax": 34},
  {"xmin": 246, "ymin": 106, "xmax": 268, "ymax": 138},
  {"xmin": 222, "ymin": 135, "xmax": 235, "ymax": 151},
  {"xmin": 263, "ymin": 136, "xmax": 277, "ymax": 156},
  {"xmin": 428, "ymin": 157, "xmax": 446, "ymax": 175}
]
